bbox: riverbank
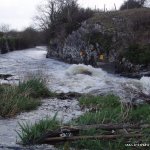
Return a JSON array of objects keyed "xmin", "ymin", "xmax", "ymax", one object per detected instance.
[
  {"xmin": 0, "ymin": 47, "xmax": 150, "ymax": 149},
  {"xmin": 16, "ymin": 94, "xmax": 150, "ymax": 149}
]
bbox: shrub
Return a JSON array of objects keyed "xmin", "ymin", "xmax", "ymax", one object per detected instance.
[{"xmin": 125, "ymin": 43, "xmax": 150, "ymax": 65}]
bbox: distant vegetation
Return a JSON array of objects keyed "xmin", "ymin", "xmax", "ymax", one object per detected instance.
[
  {"xmin": 0, "ymin": 26, "xmax": 47, "ymax": 54},
  {"xmin": 120, "ymin": 0, "xmax": 147, "ymax": 10}
]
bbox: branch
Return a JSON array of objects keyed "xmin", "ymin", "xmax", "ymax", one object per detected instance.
[
  {"xmin": 43, "ymin": 134, "xmax": 143, "ymax": 144},
  {"xmin": 63, "ymin": 123, "xmax": 150, "ymax": 130}
]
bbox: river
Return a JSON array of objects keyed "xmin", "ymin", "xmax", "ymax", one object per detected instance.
[{"xmin": 0, "ymin": 47, "xmax": 150, "ymax": 149}]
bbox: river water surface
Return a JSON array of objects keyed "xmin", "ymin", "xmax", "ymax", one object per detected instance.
[{"xmin": 0, "ymin": 47, "xmax": 150, "ymax": 149}]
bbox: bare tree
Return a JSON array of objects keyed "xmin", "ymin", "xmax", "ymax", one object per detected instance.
[
  {"xmin": 0, "ymin": 24, "xmax": 10, "ymax": 33},
  {"xmin": 34, "ymin": 0, "xmax": 78, "ymax": 31},
  {"xmin": 140, "ymin": 0, "xmax": 146, "ymax": 5}
]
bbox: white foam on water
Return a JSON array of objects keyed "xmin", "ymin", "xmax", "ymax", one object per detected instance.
[
  {"xmin": 55, "ymin": 64, "xmax": 150, "ymax": 100},
  {"xmin": 140, "ymin": 77, "xmax": 150, "ymax": 95},
  {"xmin": 0, "ymin": 47, "xmax": 150, "ymax": 148},
  {"xmin": 1, "ymin": 48, "xmax": 150, "ymax": 97},
  {"xmin": 66, "ymin": 64, "xmax": 107, "ymax": 77}
]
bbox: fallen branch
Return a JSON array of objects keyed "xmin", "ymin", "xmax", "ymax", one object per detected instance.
[
  {"xmin": 43, "ymin": 134, "xmax": 143, "ymax": 144},
  {"xmin": 63, "ymin": 123, "xmax": 150, "ymax": 131},
  {"xmin": 37, "ymin": 123, "xmax": 149, "ymax": 144}
]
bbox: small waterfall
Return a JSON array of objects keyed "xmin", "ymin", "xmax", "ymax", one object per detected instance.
[
  {"xmin": 64, "ymin": 64, "xmax": 150, "ymax": 102},
  {"xmin": 65, "ymin": 64, "xmax": 107, "ymax": 77}
]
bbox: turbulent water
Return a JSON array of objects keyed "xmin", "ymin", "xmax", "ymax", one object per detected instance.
[{"xmin": 0, "ymin": 47, "xmax": 150, "ymax": 149}]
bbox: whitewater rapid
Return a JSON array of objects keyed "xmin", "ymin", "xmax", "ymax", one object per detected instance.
[
  {"xmin": 0, "ymin": 46, "xmax": 150, "ymax": 101},
  {"xmin": 0, "ymin": 47, "xmax": 150, "ymax": 149}
]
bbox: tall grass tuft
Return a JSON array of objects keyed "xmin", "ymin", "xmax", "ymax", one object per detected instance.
[
  {"xmin": 18, "ymin": 76, "xmax": 54, "ymax": 98},
  {"xmin": 0, "ymin": 76, "xmax": 55, "ymax": 117},
  {"xmin": 17, "ymin": 114, "xmax": 59, "ymax": 145}
]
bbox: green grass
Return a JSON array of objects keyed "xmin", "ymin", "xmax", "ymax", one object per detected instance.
[
  {"xmin": 17, "ymin": 94, "xmax": 150, "ymax": 149},
  {"xmin": 70, "ymin": 95, "xmax": 150, "ymax": 150},
  {"xmin": 77, "ymin": 94, "xmax": 123, "ymax": 124},
  {"xmin": 128, "ymin": 104, "xmax": 150, "ymax": 123},
  {"xmin": 0, "ymin": 77, "xmax": 55, "ymax": 118},
  {"xmin": 79, "ymin": 95, "xmax": 150, "ymax": 124},
  {"xmin": 18, "ymin": 77, "xmax": 55, "ymax": 98},
  {"xmin": 79, "ymin": 94, "xmax": 120, "ymax": 109},
  {"xmin": 72, "ymin": 139, "xmax": 130, "ymax": 150},
  {"xmin": 17, "ymin": 115, "xmax": 59, "ymax": 145}
]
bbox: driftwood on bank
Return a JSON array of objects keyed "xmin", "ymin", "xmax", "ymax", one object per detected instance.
[
  {"xmin": 37, "ymin": 123, "xmax": 149, "ymax": 144},
  {"xmin": 65, "ymin": 123, "xmax": 150, "ymax": 130},
  {"xmin": 42, "ymin": 134, "xmax": 143, "ymax": 144}
]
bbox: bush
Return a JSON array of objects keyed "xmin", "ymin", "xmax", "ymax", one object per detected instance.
[{"xmin": 125, "ymin": 43, "xmax": 150, "ymax": 65}]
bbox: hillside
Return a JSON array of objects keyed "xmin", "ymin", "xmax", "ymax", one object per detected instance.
[
  {"xmin": 89, "ymin": 8, "xmax": 150, "ymax": 45},
  {"xmin": 47, "ymin": 8, "xmax": 150, "ymax": 74}
]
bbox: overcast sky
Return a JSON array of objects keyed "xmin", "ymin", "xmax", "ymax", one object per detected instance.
[{"xmin": 0, "ymin": 0, "xmax": 124, "ymax": 31}]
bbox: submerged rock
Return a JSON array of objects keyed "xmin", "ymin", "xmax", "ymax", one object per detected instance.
[
  {"xmin": 56, "ymin": 92, "xmax": 82, "ymax": 100},
  {"xmin": 0, "ymin": 74, "xmax": 13, "ymax": 80}
]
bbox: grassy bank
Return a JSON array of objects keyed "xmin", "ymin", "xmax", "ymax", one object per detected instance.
[
  {"xmin": 17, "ymin": 94, "xmax": 150, "ymax": 149},
  {"xmin": 0, "ymin": 77, "xmax": 54, "ymax": 118},
  {"xmin": 71, "ymin": 95, "xmax": 150, "ymax": 150},
  {"xmin": 17, "ymin": 115, "xmax": 59, "ymax": 145}
]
